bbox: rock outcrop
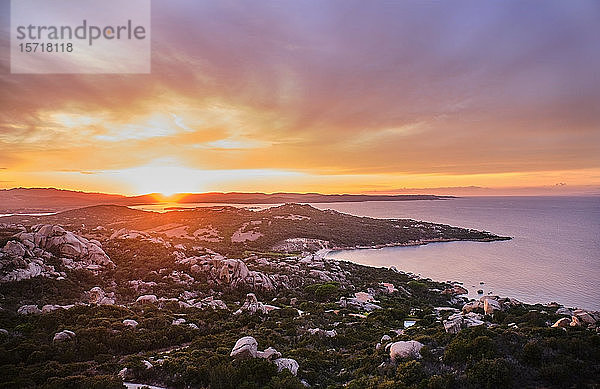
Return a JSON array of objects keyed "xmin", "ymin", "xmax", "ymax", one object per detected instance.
[
  {"xmin": 442, "ymin": 285, "xmax": 468, "ymax": 295},
  {"xmin": 17, "ymin": 305, "xmax": 42, "ymax": 315},
  {"xmin": 551, "ymin": 318, "xmax": 571, "ymax": 328},
  {"xmin": 123, "ymin": 319, "xmax": 138, "ymax": 328},
  {"xmin": 462, "ymin": 300, "xmax": 483, "ymax": 313},
  {"xmin": 257, "ymin": 347, "xmax": 281, "ymax": 360},
  {"xmin": 477, "ymin": 296, "xmax": 521, "ymax": 315},
  {"xmin": 389, "ymin": 340, "xmax": 424, "ymax": 360},
  {"xmin": 0, "ymin": 224, "xmax": 114, "ymax": 283},
  {"xmin": 42, "ymin": 304, "xmax": 75, "ymax": 313},
  {"xmin": 547, "ymin": 308, "xmax": 600, "ymax": 329},
  {"xmin": 234, "ymin": 293, "xmax": 279, "ymax": 315},
  {"xmin": 230, "ymin": 336, "xmax": 258, "ymax": 358},
  {"xmin": 88, "ymin": 287, "xmax": 115, "ymax": 305},
  {"xmin": 556, "ymin": 307, "xmax": 573, "ymax": 316},
  {"xmin": 443, "ymin": 312, "xmax": 485, "ymax": 334},
  {"xmin": 573, "ymin": 309, "xmax": 597, "ymax": 325},
  {"xmin": 53, "ymin": 330, "xmax": 75, "ymax": 342},
  {"xmin": 136, "ymin": 294, "xmax": 158, "ymax": 304},
  {"xmin": 307, "ymin": 328, "xmax": 337, "ymax": 337},
  {"xmin": 274, "ymin": 358, "xmax": 299, "ymax": 376},
  {"xmin": 230, "ymin": 336, "xmax": 298, "ymax": 375},
  {"xmin": 483, "ymin": 297, "xmax": 501, "ymax": 314},
  {"xmin": 338, "ymin": 292, "xmax": 382, "ymax": 312},
  {"xmin": 190, "ymin": 257, "xmax": 277, "ymax": 291}
]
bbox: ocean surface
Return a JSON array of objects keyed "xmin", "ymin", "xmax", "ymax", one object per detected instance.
[
  {"xmin": 317, "ymin": 197, "xmax": 600, "ymax": 310},
  {"xmin": 135, "ymin": 196, "xmax": 600, "ymax": 310}
]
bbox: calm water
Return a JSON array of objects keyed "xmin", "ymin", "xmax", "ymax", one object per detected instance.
[{"xmin": 318, "ymin": 197, "xmax": 600, "ymax": 310}]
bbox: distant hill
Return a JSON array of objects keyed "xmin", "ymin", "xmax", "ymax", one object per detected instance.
[
  {"xmin": 0, "ymin": 188, "xmax": 453, "ymax": 213},
  {"xmin": 0, "ymin": 188, "xmax": 129, "ymax": 212},
  {"xmin": 175, "ymin": 192, "xmax": 454, "ymax": 204}
]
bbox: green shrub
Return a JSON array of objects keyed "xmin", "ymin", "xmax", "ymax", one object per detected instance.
[
  {"xmin": 444, "ymin": 335, "xmax": 497, "ymax": 364},
  {"xmin": 465, "ymin": 358, "xmax": 513, "ymax": 389},
  {"xmin": 43, "ymin": 375, "xmax": 124, "ymax": 389},
  {"xmin": 395, "ymin": 360, "xmax": 426, "ymax": 386}
]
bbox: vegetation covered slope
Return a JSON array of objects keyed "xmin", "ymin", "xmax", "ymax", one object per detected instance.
[{"xmin": 0, "ymin": 204, "xmax": 597, "ymax": 389}]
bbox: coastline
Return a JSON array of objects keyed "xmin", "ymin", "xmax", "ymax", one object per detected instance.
[{"xmin": 330, "ymin": 235, "xmax": 512, "ymax": 251}]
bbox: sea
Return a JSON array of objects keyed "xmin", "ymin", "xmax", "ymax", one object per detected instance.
[{"xmin": 139, "ymin": 196, "xmax": 599, "ymax": 310}]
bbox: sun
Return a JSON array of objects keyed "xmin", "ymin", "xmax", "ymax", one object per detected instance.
[{"xmin": 113, "ymin": 162, "xmax": 207, "ymax": 196}]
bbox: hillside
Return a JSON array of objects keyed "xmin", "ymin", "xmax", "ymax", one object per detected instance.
[
  {"xmin": 0, "ymin": 205, "xmax": 597, "ymax": 389},
  {"xmin": 1, "ymin": 203, "xmax": 508, "ymax": 256}
]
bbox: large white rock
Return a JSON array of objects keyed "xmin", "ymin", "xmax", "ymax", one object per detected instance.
[
  {"xmin": 1, "ymin": 262, "xmax": 45, "ymax": 283},
  {"xmin": 53, "ymin": 329, "xmax": 76, "ymax": 342},
  {"xmin": 257, "ymin": 347, "xmax": 281, "ymax": 360},
  {"xmin": 41, "ymin": 304, "xmax": 74, "ymax": 313},
  {"xmin": 274, "ymin": 358, "xmax": 299, "ymax": 376},
  {"xmin": 230, "ymin": 336, "xmax": 258, "ymax": 358},
  {"xmin": 307, "ymin": 328, "xmax": 337, "ymax": 337},
  {"xmin": 462, "ymin": 301, "xmax": 483, "ymax": 313},
  {"xmin": 464, "ymin": 312, "xmax": 485, "ymax": 327},
  {"xmin": 556, "ymin": 307, "xmax": 573, "ymax": 316},
  {"xmin": 573, "ymin": 310, "xmax": 596, "ymax": 325},
  {"xmin": 17, "ymin": 305, "xmax": 41, "ymax": 315},
  {"xmin": 136, "ymin": 294, "xmax": 158, "ymax": 304},
  {"xmin": 191, "ymin": 257, "xmax": 276, "ymax": 291},
  {"xmin": 88, "ymin": 287, "xmax": 105, "ymax": 304},
  {"xmin": 2, "ymin": 241, "xmax": 26, "ymax": 257},
  {"xmin": 551, "ymin": 318, "xmax": 571, "ymax": 328},
  {"xmin": 444, "ymin": 312, "xmax": 484, "ymax": 333},
  {"xmin": 234, "ymin": 293, "xmax": 269, "ymax": 315},
  {"xmin": 1, "ymin": 224, "xmax": 114, "ymax": 283},
  {"xmin": 443, "ymin": 314, "xmax": 464, "ymax": 334},
  {"xmin": 30, "ymin": 225, "xmax": 114, "ymax": 268},
  {"xmin": 123, "ymin": 319, "xmax": 138, "ymax": 328},
  {"xmin": 481, "ymin": 297, "xmax": 502, "ymax": 314},
  {"xmin": 339, "ymin": 293, "xmax": 382, "ymax": 312},
  {"xmin": 389, "ymin": 340, "xmax": 424, "ymax": 360}
]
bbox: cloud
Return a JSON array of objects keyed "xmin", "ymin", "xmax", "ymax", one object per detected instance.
[{"xmin": 0, "ymin": 0, "xmax": 599, "ymax": 190}]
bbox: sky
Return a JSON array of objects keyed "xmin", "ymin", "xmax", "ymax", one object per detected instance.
[{"xmin": 1, "ymin": 0, "xmax": 599, "ymax": 196}]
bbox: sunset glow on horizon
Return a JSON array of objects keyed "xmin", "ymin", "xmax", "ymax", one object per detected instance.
[{"xmin": 1, "ymin": 1, "xmax": 599, "ymax": 196}]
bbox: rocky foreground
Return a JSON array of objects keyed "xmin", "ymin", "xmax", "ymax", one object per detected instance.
[{"xmin": 0, "ymin": 205, "xmax": 598, "ymax": 388}]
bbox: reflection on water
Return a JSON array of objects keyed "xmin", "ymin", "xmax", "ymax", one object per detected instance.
[
  {"xmin": 404, "ymin": 320, "xmax": 417, "ymax": 328},
  {"xmin": 0, "ymin": 212, "xmax": 57, "ymax": 218}
]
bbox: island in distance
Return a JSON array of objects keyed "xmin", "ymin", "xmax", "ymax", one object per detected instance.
[
  {"xmin": 0, "ymin": 198, "xmax": 598, "ymax": 388},
  {"xmin": 0, "ymin": 187, "xmax": 454, "ymax": 213}
]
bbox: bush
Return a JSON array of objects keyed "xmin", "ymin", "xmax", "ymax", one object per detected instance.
[
  {"xmin": 424, "ymin": 374, "xmax": 456, "ymax": 389},
  {"xmin": 43, "ymin": 375, "xmax": 124, "ymax": 389},
  {"xmin": 395, "ymin": 360, "xmax": 426, "ymax": 386},
  {"xmin": 407, "ymin": 281, "xmax": 428, "ymax": 294},
  {"xmin": 520, "ymin": 341, "xmax": 542, "ymax": 366},
  {"xmin": 465, "ymin": 358, "xmax": 513, "ymax": 389},
  {"xmin": 444, "ymin": 335, "xmax": 497, "ymax": 364},
  {"xmin": 266, "ymin": 370, "xmax": 305, "ymax": 389},
  {"xmin": 304, "ymin": 282, "xmax": 341, "ymax": 302}
]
